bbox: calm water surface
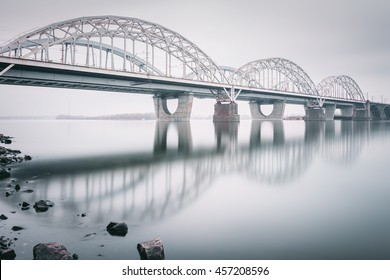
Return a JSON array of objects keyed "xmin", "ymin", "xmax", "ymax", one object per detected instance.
[{"xmin": 1, "ymin": 119, "xmax": 390, "ymax": 260}]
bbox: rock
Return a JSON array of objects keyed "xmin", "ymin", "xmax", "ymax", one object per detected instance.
[
  {"xmin": 22, "ymin": 189, "xmax": 34, "ymax": 193},
  {"xmin": 33, "ymin": 242, "xmax": 73, "ymax": 260},
  {"xmin": 0, "ymin": 249, "xmax": 16, "ymax": 260},
  {"xmin": 21, "ymin": 202, "xmax": 30, "ymax": 208},
  {"xmin": 81, "ymin": 213, "xmax": 87, "ymax": 217},
  {"xmin": 83, "ymin": 233, "xmax": 96, "ymax": 240},
  {"xmin": 0, "ymin": 168, "xmax": 10, "ymax": 180},
  {"xmin": 106, "ymin": 222, "xmax": 128, "ymax": 236},
  {"xmin": 137, "ymin": 237, "xmax": 165, "ymax": 260},
  {"xmin": 24, "ymin": 155, "xmax": 32, "ymax": 161},
  {"xmin": 21, "ymin": 207, "xmax": 30, "ymax": 211},
  {"xmin": 11, "ymin": 226, "xmax": 24, "ymax": 231},
  {"xmin": 72, "ymin": 253, "xmax": 79, "ymax": 260},
  {"xmin": 14, "ymin": 184, "xmax": 20, "ymax": 191},
  {"xmin": 33, "ymin": 200, "xmax": 55, "ymax": 212},
  {"xmin": 5, "ymin": 191, "xmax": 13, "ymax": 197},
  {"xmin": 0, "ymin": 214, "xmax": 8, "ymax": 220}
]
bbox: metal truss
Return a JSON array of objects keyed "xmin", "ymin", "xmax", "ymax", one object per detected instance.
[
  {"xmin": 232, "ymin": 57, "xmax": 318, "ymax": 96},
  {"xmin": 316, "ymin": 75, "xmax": 365, "ymax": 101},
  {"xmin": 0, "ymin": 16, "xmax": 227, "ymax": 83}
]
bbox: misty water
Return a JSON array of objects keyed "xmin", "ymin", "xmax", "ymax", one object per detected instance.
[{"xmin": 1, "ymin": 119, "xmax": 390, "ymax": 260}]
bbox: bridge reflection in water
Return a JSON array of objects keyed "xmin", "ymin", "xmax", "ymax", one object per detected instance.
[{"xmin": 9, "ymin": 120, "xmax": 387, "ymax": 224}]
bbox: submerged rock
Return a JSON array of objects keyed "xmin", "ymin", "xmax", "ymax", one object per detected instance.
[
  {"xmin": 106, "ymin": 222, "xmax": 128, "ymax": 236},
  {"xmin": 137, "ymin": 237, "xmax": 165, "ymax": 260},
  {"xmin": 11, "ymin": 226, "xmax": 24, "ymax": 231},
  {"xmin": 33, "ymin": 242, "xmax": 74, "ymax": 260},
  {"xmin": 33, "ymin": 200, "xmax": 55, "ymax": 212}
]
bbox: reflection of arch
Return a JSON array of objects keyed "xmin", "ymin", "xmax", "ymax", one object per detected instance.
[
  {"xmin": 0, "ymin": 16, "xmax": 227, "ymax": 83},
  {"xmin": 321, "ymin": 121, "xmax": 367, "ymax": 164},
  {"xmin": 232, "ymin": 57, "xmax": 318, "ymax": 96},
  {"xmin": 154, "ymin": 121, "xmax": 193, "ymax": 154},
  {"xmin": 249, "ymin": 120, "xmax": 285, "ymax": 147},
  {"xmin": 317, "ymin": 75, "xmax": 365, "ymax": 101}
]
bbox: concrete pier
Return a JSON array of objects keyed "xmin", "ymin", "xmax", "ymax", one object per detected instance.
[
  {"xmin": 324, "ymin": 104, "xmax": 336, "ymax": 120},
  {"xmin": 213, "ymin": 102, "xmax": 240, "ymax": 122},
  {"xmin": 304, "ymin": 107, "xmax": 326, "ymax": 121},
  {"xmin": 153, "ymin": 94, "xmax": 193, "ymax": 121},
  {"xmin": 249, "ymin": 100, "xmax": 286, "ymax": 120}
]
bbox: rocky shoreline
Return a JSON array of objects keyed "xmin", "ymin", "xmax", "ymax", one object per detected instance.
[
  {"xmin": 0, "ymin": 134, "xmax": 32, "ymax": 179},
  {"xmin": 1, "ymin": 133, "xmax": 165, "ymax": 260}
]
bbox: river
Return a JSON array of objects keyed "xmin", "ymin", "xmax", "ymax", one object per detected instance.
[{"xmin": 1, "ymin": 119, "xmax": 390, "ymax": 259}]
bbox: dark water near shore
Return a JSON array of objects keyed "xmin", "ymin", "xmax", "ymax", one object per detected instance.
[{"xmin": 1, "ymin": 119, "xmax": 390, "ymax": 260}]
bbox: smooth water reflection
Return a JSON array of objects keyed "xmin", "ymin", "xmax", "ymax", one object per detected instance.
[{"xmin": 1, "ymin": 120, "xmax": 390, "ymax": 259}]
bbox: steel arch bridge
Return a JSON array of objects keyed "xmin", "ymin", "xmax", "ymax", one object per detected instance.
[
  {"xmin": 317, "ymin": 75, "xmax": 365, "ymax": 102},
  {"xmin": 0, "ymin": 15, "xmax": 228, "ymax": 84},
  {"xmin": 0, "ymin": 15, "xmax": 371, "ymax": 113},
  {"xmin": 232, "ymin": 57, "xmax": 319, "ymax": 96}
]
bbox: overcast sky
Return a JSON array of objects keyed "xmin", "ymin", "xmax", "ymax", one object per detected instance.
[{"xmin": 0, "ymin": 0, "xmax": 389, "ymax": 116}]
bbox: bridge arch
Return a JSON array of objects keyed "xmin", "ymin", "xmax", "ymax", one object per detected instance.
[
  {"xmin": 0, "ymin": 16, "xmax": 227, "ymax": 83},
  {"xmin": 383, "ymin": 106, "xmax": 390, "ymax": 120},
  {"xmin": 370, "ymin": 104, "xmax": 381, "ymax": 120},
  {"xmin": 316, "ymin": 75, "xmax": 365, "ymax": 101},
  {"xmin": 232, "ymin": 57, "xmax": 318, "ymax": 96}
]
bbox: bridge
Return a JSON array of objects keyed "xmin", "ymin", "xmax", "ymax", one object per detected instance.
[{"xmin": 0, "ymin": 15, "xmax": 388, "ymax": 121}]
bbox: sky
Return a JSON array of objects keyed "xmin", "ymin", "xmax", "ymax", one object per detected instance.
[{"xmin": 0, "ymin": 0, "xmax": 389, "ymax": 116}]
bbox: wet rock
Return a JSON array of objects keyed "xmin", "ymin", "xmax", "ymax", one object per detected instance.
[
  {"xmin": 0, "ymin": 168, "xmax": 10, "ymax": 180},
  {"xmin": 22, "ymin": 189, "xmax": 34, "ymax": 193},
  {"xmin": 33, "ymin": 242, "xmax": 73, "ymax": 260},
  {"xmin": 0, "ymin": 214, "xmax": 8, "ymax": 220},
  {"xmin": 4, "ymin": 139, "xmax": 12, "ymax": 144},
  {"xmin": 137, "ymin": 237, "xmax": 165, "ymax": 260},
  {"xmin": 5, "ymin": 191, "xmax": 13, "ymax": 197},
  {"xmin": 83, "ymin": 233, "xmax": 96, "ymax": 240},
  {"xmin": 106, "ymin": 222, "xmax": 128, "ymax": 236},
  {"xmin": 24, "ymin": 155, "xmax": 32, "ymax": 161},
  {"xmin": 14, "ymin": 184, "xmax": 20, "ymax": 191},
  {"xmin": 11, "ymin": 226, "xmax": 24, "ymax": 231},
  {"xmin": 0, "ymin": 249, "xmax": 16, "ymax": 260},
  {"xmin": 81, "ymin": 213, "xmax": 87, "ymax": 217},
  {"xmin": 21, "ymin": 202, "xmax": 30, "ymax": 208},
  {"xmin": 72, "ymin": 253, "xmax": 79, "ymax": 260},
  {"xmin": 33, "ymin": 200, "xmax": 55, "ymax": 212}
]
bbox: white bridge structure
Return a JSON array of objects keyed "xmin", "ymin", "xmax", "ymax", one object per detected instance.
[{"xmin": 0, "ymin": 16, "xmax": 389, "ymax": 121}]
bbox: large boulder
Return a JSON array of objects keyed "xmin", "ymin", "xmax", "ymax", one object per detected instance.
[
  {"xmin": 33, "ymin": 200, "xmax": 55, "ymax": 212},
  {"xmin": 106, "ymin": 222, "xmax": 128, "ymax": 236},
  {"xmin": 137, "ymin": 237, "xmax": 165, "ymax": 260},
  {"xmin": 33, "ymin": 242, "xmax": 73, "ymax": 260},
  {"xmin": 0, "ymin": 249, "xmax": 16, "ymax": 260}
]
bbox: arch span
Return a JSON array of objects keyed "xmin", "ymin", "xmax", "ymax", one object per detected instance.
[
  {"xmin": 317, "ymin": 75, "xmax": 365, "ymax": 101},
  {"xmin": 0, "ymin": 16, "xmax": 228, "ymax": 83},
  {"xmin": 232, "ymin": 57, "xmax": 318, "ymax": 96}
]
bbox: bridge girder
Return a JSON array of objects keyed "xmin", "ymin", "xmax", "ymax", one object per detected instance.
[
  {"xmin": 0, "ymin": 16, "xmax": 228, "ymax": 84},
  {"xmin": 316, "ymin": 75, "xmax": 365, "ymax": 102}
]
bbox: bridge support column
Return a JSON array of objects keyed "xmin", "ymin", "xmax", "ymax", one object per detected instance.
[
  {"xmin": 304, "ymin": 106, "xmax": 326, "ymax": 121},
  {"xmin": 213, "ymin": 101, "xmax": 240, "ymax": 122},
  {"xmin": 340, "ymin": 107, "xmax": 354, "ymax": 119},
  {"xmin": 324, "ymin": 104, "xmax": 336, "ymax": 120},
  {"xmin": 353, "ymin": 102, "xmax": 371, "ymax": 121},
  {"xmin": 153, "ymin": 94, "xmax": 193, "ymax": 121},
  {"xmin": 249, "ymin": 100, "xmax": 286, "ymax": 120}
]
